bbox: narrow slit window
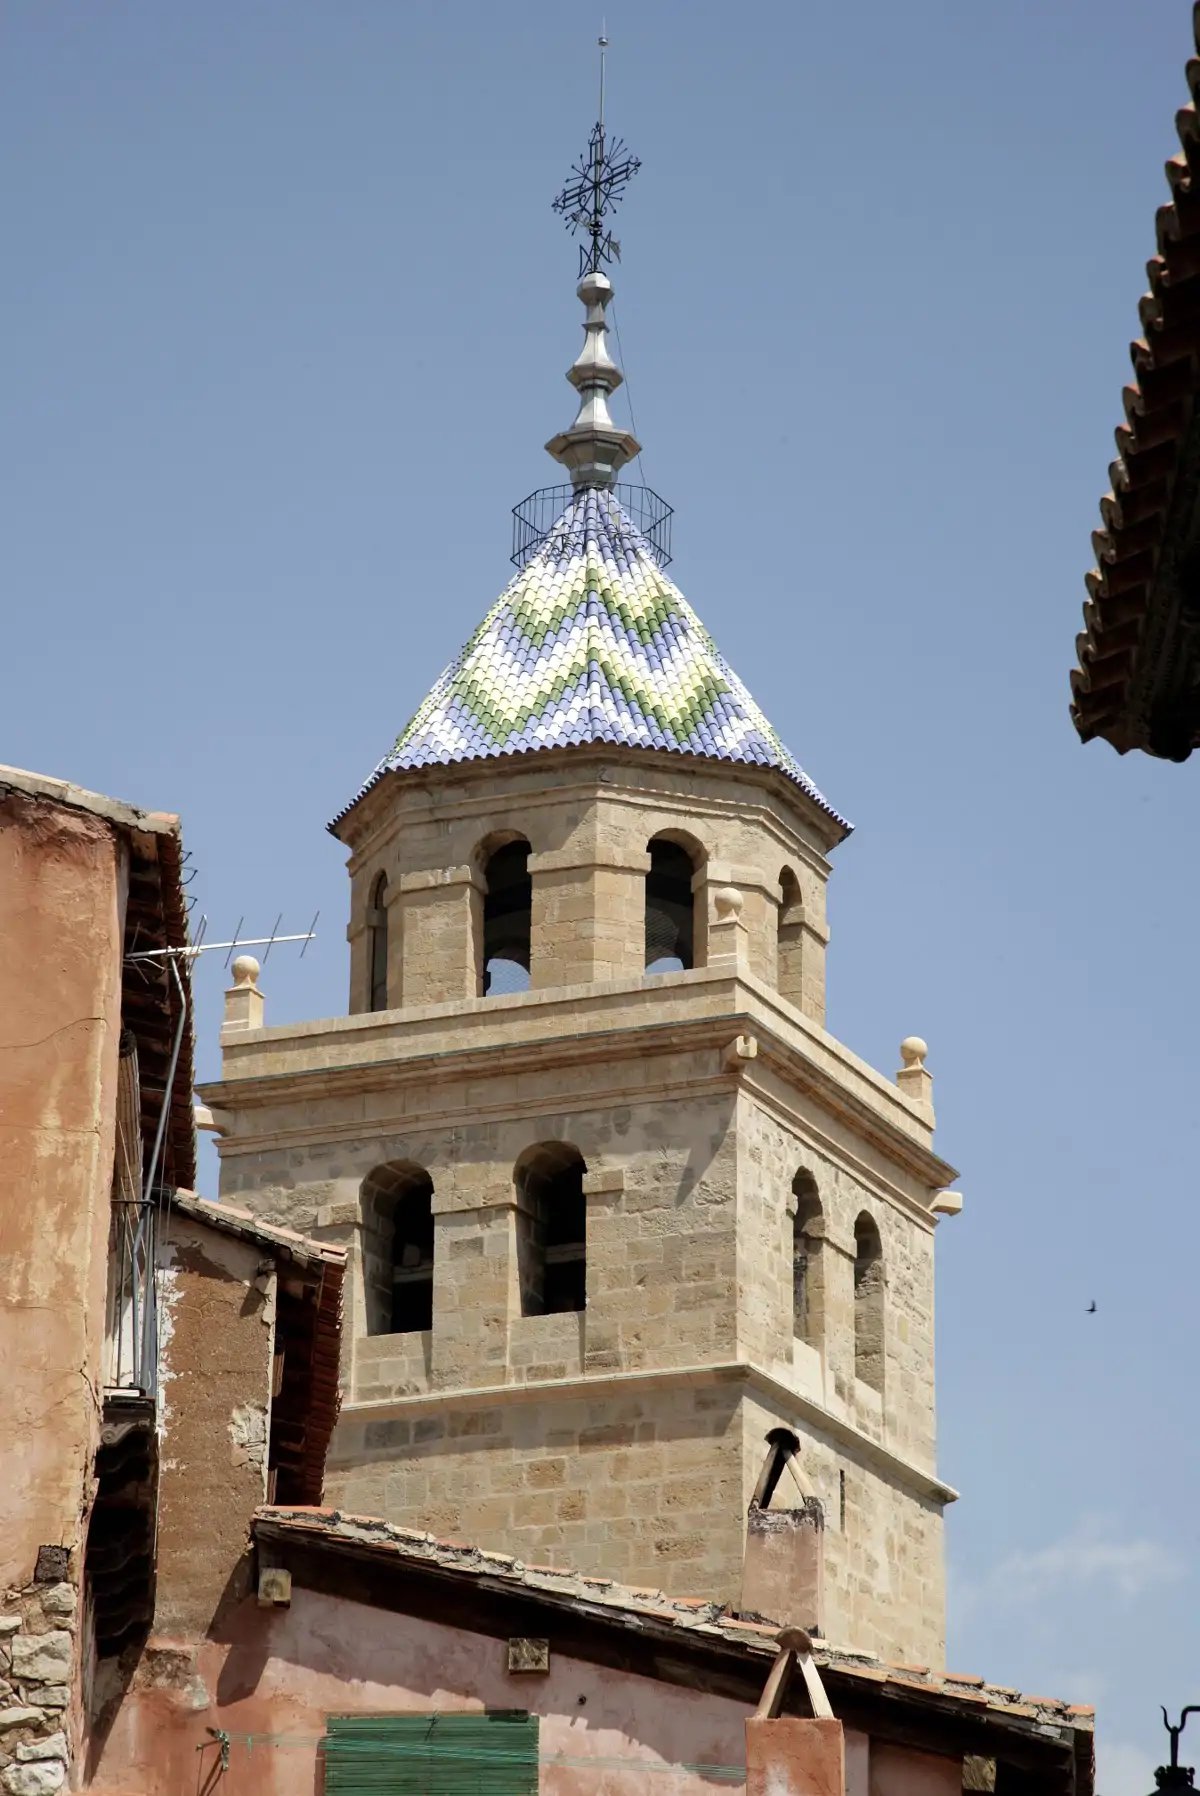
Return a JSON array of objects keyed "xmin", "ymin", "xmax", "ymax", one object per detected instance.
[
  {"xmin": 853, "ymin": 1212, "xmax": 885, "ymax": 1393},
  {"xmin": 368, "ymin": 873, "xmax": 389, "ymax": 1012},
  {"xmin": 792, "ymin": 1169, "xmax": 824, "ymax": 1348}
]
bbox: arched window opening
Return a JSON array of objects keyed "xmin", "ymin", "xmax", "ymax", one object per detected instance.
[
  {"xmin": 792, "ymin": 1170, "xmax": 824, "ymax": 1348},
  {"xmin": 368, "ymin": 873, "xmax": 389, "ymax": 1012},
  {"xmin": 361, "ymin": 1162, "xmax": 434, "ymax": 1336},
  {"xmin": 483, "ymin": 841, "xmax": 532, "ymax": 996},
  {"xmin": 645, "ymin": 838, "xmax": 696, "ymax": 974},
  {"xmin": 853, "ymin": 1212, "xmax": 885, "ymax": 1393},
  {"xmin": 515, "ymin": 1143, "xmax": 587, "ymax": 1316},
  {"xmin": 777, "ymin": 867, "xmax": 804, "ymax": 1006}
]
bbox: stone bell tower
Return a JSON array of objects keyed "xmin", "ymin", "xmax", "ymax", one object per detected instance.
[{"xmin": 200, "ymin": 146, "xmax": 961, "ymax": 1668}]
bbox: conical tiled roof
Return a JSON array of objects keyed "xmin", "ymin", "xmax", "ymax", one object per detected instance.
[{"xmin": 340, "ymin": 488, "xmax": 847, "ymax": 830}]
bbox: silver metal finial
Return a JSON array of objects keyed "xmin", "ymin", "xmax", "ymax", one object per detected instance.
[
  {"xmin": 548, "ymin": 46, "xmax": 640, "ymax": 489},
  {"xmin": 545, "ymin": 270, "xmax": 640, "ymax": 489}
]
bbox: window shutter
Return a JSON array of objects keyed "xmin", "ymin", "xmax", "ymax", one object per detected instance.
[{"xmin": 323, "ymin": 1710, "xmax": 539, "ymax": 1796}]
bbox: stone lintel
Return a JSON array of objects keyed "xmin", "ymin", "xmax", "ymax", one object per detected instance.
[
  {"xmin": 527, "ymin": 848, "xmax": 652, "ymax": 876},
  {"xmin": 398, "ymin": 865, "xmax": 485, "ymax": 895},
  {"xmin": 430, "ymin": 1183, "xmax": 517, "ymax": 1216},
  {"xmin": 330, "ymin": 1360, "xmax": 958, "ymax": 1506}
]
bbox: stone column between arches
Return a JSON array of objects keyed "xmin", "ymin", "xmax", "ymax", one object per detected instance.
[
  {"xmin": 528, "ymin": 848, "xmax": 651, "ymax": 988},
  {"xmin": 429, "ymin": 1182, "xmax": 521, "ymax": 1388},
  {"xmin": 397, "ymin": 864, "xmax": 485, "ymax": 1005}
]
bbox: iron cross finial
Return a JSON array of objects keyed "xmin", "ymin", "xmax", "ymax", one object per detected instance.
[{"xmin": 552, "ymin": 35, "xmax": 640, "ymax": 279}]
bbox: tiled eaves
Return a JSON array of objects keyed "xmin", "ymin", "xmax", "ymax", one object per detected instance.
[
  {"xmin": 252, "ymin": 1506, "xmax": 1091, "ymax": 1740},
  {"xmin": 168, "ymin": 1189, "xmax": 347, "ymax": 1275},
  {"xmin": 1073, "ymin": 2, "xmax": 1200, "ymax": 750}
]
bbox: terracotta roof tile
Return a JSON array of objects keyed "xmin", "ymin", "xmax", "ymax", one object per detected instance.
[
  {"xmin": 1073, "ymin": 4, "xmax": 1200, "ymax": 753},
  {"xmin": 250, "ymin": 1506, "xmax": 1093, "ymax": 1739}
]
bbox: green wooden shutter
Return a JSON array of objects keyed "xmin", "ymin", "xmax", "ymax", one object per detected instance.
[{"xmin": 323, "ymin": 1711, "xmax": 539, "ymax": 1796}]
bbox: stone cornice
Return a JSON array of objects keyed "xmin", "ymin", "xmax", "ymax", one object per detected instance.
[
  {"xmin": 338, "ymin": 749, "xmax": 837, "ymax": 879},
  {"xmin": 202, "ymin": 968, "xmax": 956, "ymax": 1195},
  {"xmin": 329, "ymin": 1359, "xmax": 958, "ymax": 1507}
]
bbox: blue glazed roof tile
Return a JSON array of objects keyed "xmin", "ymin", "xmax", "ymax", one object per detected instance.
[{"xmin": 338, "ymin": 488, "xmax": 848, "ymax": 830}]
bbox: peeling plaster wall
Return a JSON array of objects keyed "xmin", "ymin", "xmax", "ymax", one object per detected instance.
[
  {"xmin": 89, "ymin": 1587, "xmax": 955, "ymax": 1796},
  {"xmin": 0, "ymin": 788, "xmax": 126, "ymax": 1593},
  {"xmin": 153, "ymin": 1221, "xmax": 274, "ymax": 1637}
]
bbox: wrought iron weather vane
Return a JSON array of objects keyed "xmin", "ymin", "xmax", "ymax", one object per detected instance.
[
  {"xmin": 552, "ymin": 34, "xmax": 641, "ymax": 278},
  {"xmin": 544, "ymin": 34, "xmax": 643, "ymax": 490}
]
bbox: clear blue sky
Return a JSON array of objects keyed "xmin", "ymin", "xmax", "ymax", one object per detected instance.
[{"xmin": 3, "ymin": 5, "xmax": 1193, "ymax": 1788}]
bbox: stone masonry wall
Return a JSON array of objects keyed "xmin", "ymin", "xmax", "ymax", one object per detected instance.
[
  {"xmin": 213, "ymin": 1063, "xmax": 948, "ymax": 1658},
  {"xmin": 338, "ymin": 752, "xmax": 833, "ymax": 1022},
  {"xmin": 327, "ymin": 1380, "xmax": 750, "ymax": 1603},
  {"xmin": 0, "ymin": 1572, "xmax": 78, "ymax": 1796},
  {"xmin": 739, "ymin": 1393, "xmax": 945, "ymax": 1668},
  {"xmin": 741, "ymin": 1102, "xmax": 939, "ymax": 1471}
]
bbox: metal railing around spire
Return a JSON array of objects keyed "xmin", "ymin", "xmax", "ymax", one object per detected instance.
[{"xmin": 511, "ymin": 482, "xmax": 672, "ymax": 571}]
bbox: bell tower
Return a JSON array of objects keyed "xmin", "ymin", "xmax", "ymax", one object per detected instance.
[{"xmin": 201, "ymin": 98, "xmax": 960, "ymax": 1668}]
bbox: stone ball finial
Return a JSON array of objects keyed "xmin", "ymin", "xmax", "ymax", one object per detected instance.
[
  {"xmin": 713, "ymin": 886, "xmax": 744, "ymax": 921},
  {"xmin": 231, "ymin": 955, "xmax": 261, "ymax": 989},
  {"xmin": 899, "ymin": 1036, "xmax": 928, "ymax": 1068}
]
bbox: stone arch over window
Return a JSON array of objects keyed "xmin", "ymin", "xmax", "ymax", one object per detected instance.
[
  {"xmin": 644, "ymin": 833, "xmax": 702, "ymax": 973},
  {"xmin": 361, "ymin": 1161, "xmax": 435, "ymax": 1336},
  {"xmin": 853, "ymin": 1211, "xmax": 885, "ymax": 1393},
  {"xmin": 792, "ymin": 1169, "xmax": 825, "ymax": 1350},
  {"xmin": 514, "ymin": 1141, "xmax": 587, "ymax": 1316},
  {"xmin": 481, "ymin": 836, "xmax": 532, "ymax": 996},
  {"xmin": 367, "ymin": 872, "xmax": 390, "ymax": 1012}
]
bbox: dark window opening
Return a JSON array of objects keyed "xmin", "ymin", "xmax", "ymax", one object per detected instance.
[
  {"xmin": 516, "ymin": 1143, "xmax": 587, "ymax": 1315},
  {"xmin": 483, "ymin": 841, "xmax": 532, "ymax": 996},
  {"xmin": 792, "ymin": 1169, "xmax": 823, "ymax": 1346},
  {"xmin": 392, "ymin": 1177, "xmax": 435, "ymax": 1334},
  {"xmin": 368, "ymin": 873, "xmax": 389, "ymax": 1012},
  {"xmin": 361, "ymin": 1162, "xmax": 435, "ymax": 1336},
  {"xmin": 853, "ymin": 1212, "xmax": 885, "ymax": 1393},
  {"xmin": 645, "ymin": 839, "xmax": 695, "ymax": 973}
]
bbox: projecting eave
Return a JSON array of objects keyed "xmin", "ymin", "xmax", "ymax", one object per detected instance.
[
  {"xmin": 329, "ymin": 743, "xmax": 850, "ymax": 863},
  {"xmin": 1072, "ymin": 5, "xmax": 1200, "ymax": 759}
]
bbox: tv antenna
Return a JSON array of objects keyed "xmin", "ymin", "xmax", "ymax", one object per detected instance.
[{"xmin": 125, "ymin": 912, "xmax": 319, "ymax": 969}]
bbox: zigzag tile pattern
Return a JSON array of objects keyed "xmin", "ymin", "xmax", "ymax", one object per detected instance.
[{"xmin": 356, "ymin": 488, "xmax": 846, "ymax": 826}]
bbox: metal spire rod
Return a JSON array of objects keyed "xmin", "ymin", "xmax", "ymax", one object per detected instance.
[
  {"xmin": 598, "ymin": 25, "xmax": 607, "ymax": 134},
  {"xmin": 552, "ymin": 34, "xmax": 639, "ymax": 279}
]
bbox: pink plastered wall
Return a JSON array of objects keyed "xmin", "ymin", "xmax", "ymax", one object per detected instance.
[
  {"xmin": 92, "ymin": 1586, "xmax": 752, "ymax": 1796},
  {"xmin": 91, "ymin": 1584, "xmax": 961, "ymax": 1796}
]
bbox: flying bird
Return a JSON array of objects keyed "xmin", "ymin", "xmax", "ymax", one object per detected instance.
[{"xmin": 1086, "ymin": 1301, "xmax": 1097, "ymax": 1314}]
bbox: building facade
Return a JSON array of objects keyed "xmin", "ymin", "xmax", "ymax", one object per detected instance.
[{"xmin": 201, "ymin": 267, "xmax": 961, "ymax": 1668}]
